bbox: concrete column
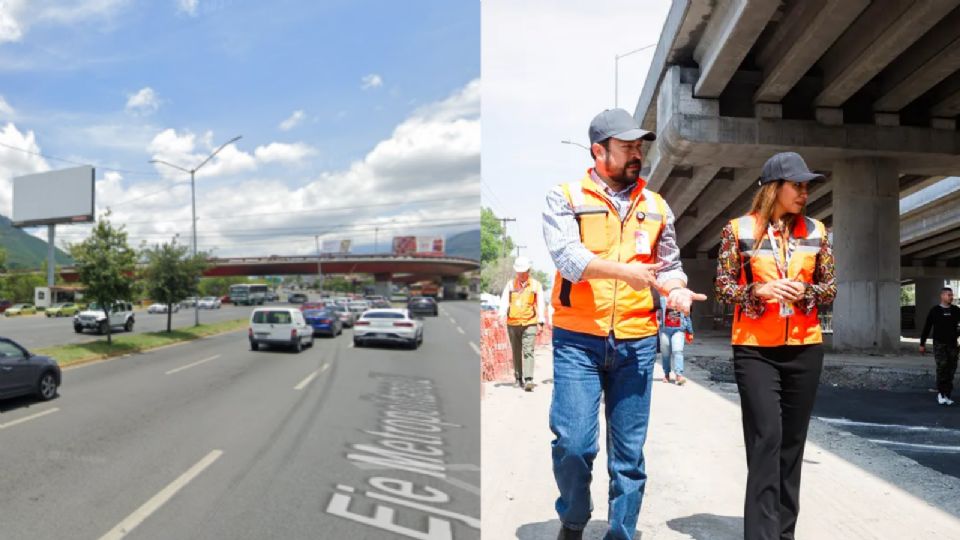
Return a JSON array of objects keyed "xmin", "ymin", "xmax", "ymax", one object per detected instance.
[
  {"xmin": 831, "ymin": 158, "xmax": 900, "ymax": 352},
  {"xmin": 441, "ymin": 276, "xmax": 459, "ymax": 301},
  {"xmin": 681, "ymin": 256, "xmax": 718, "ymax": 332},
  {"xmin": 373, "ymin": 273, "xmax": 392, "ymax": 298},
  {"xmin": 914, "ymin": 278, "xmax": 945, "ymax": 329}
]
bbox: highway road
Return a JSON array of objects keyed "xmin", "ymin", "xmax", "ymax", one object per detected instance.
[
  {"xmin": 0, "ymin": 304, "xmax": 256, "ymax": 350},
  {"xmin": 0, "ymin": 300, "xmax": 480, "ymax": 539}
]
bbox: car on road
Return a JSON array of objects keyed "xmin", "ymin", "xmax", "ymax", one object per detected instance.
[
  {"xmin": 353, "ymin": 309, "xmax": 424, "ymax": 349},
  {"xmin": 45, "ymin": 302, "xmax": 80, "ymax": 317},
  {"xmin": 0, "ymin": 337, "xmax": 60, "ymax": 402},
  {"xmin": 198, "ymin": 296, "xmax": 222, "ymax": 309},
  {"xmin": 408, "ymin": 296, "xmax": 439, "ymax": 317},
  {"xmin": 265, "ymin": 291, "xmax": 279, "ymax": 302},
  {"xmin": 0, "ymin": 300, "xmax": 12, "ymax": 313},
  {"xmin": 303, "ymin": 308, "xmax": 343, "ymax": 337},
  {"xmin": 147, "ymin": 302, "xmax": 181, "ymax": 314},
  {"xmin": 327, "ymin": 304, "xmax": 356, "ymax": 327},
  {"xmin": 181, "ymin": 296, "xmax": 198, "ymax": 308},
  {"xmin": 220, "ymin": 295, "xmax": 231, "ymax": 304},
  {"xmin": 347, "ymin": 300, "xmax": 371, "ymax": 316},
  {"xmin": 248, "ymin": 307, "xmax": 314, "ymax": 352},
  {"xmin": 288, "ymin": 293, "xmax": 308, "ymax": 304},
  {"xmin": 300, "ymin": 301, "xmax": 325, "ymax": 312},
  {"xmin": 74, "ymin": 302, "xmax": 135, "ymax": 334},
  {"xmin": 371, "ymin": 300, "xmax": 392, "ymax": 309},
  {"xmin": 5, "ymin": 304, "xmax": 36, "ymax": 317}
]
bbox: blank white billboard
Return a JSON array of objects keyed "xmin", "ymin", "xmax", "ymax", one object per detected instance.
[{"xmin": 12, "ymin": 166, "xmax": 95, "ymax": 226}]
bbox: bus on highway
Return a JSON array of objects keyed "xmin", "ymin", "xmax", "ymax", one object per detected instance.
[
  {"xmin": 409, "ymin": 280, "xmax": 442, "ymax": 300},
  {"xmin": 229, "ymin": 283, "xmax": 269, "ymax": 305}
]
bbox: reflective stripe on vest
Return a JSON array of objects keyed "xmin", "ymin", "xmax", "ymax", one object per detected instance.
[
  {"xmin": 551, "ymin": 173, "xmax": 666, "ymax": 339},
  {"xmin": 731, "ymin": 214, "xmax": 825, "ymax": 347},
  {"xmin": 507, "ymin": 278, "xmax": 540, "ymax": 326}
]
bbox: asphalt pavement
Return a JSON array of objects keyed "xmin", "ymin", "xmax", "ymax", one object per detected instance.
[
  {"xmin": 813, "ymin": 386, "xmax": 960, "ymax": 480},
  {"xmin": 0, "ymin": 304, "xmax": 256, "ymax": 350},
  {"xmin": 0, "ymin": 299, "xmax": 480, "ymax": 539}
]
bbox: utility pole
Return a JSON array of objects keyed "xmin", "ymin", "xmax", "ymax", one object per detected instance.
[{"xmin": 498, "ymin": 217, "xmax": 516, "ymax": 258}]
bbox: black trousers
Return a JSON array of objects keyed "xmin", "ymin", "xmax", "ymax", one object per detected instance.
[{"xmin": 733, "ymin": 344, "xmax": 824, "ymax": 540}]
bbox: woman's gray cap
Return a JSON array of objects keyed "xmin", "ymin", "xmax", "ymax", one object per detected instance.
[{"xmin": 759, "ymin": 152, "xmax": 825, "ymax": 185}]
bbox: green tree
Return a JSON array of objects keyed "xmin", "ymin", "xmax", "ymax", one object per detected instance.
[
  {"xmin": 68, "ymin": 213, "xmax": 137, "ymax": 344},
  {"xmin": 142, "ymin": 239, "xmax": 209, "ymax": 332},
  {"xmin": 481, "ymin": 207, "xmax": 514, "ymax": 263}
]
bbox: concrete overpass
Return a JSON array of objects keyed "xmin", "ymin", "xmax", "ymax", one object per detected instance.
[
  {"xmin": 637, "ymin": 0, "xmax": 960, "ymax": 351},
  {"xmin": 59, "ymin": 254, "xmax": 480, "ymax": 298}
]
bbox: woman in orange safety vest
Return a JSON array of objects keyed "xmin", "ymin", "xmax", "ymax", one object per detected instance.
[{"xmin": 714, "ymin": 152, "xmax": 836, "ymax": 540}]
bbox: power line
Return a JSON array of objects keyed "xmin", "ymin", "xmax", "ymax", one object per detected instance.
[
  {"xmin": 105, "ymin": 194, "xmax": 480, "ymax": 225},
  {"xmin": 0, "ymin": 140, "xmax": 163, "ymax": 178}
]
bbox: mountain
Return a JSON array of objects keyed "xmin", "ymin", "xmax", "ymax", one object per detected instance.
[
  {"xmin": 0, "ymin": 215, "xmax": 73, "ymax": 270},
  {"xmin": 445, "ymin": 229, "xmax": 479, "ymax": 260}
]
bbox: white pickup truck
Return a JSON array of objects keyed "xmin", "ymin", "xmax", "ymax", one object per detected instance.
[{"xmin": 73, "ymin": 301, "xmax": 136, "ymax": 334}]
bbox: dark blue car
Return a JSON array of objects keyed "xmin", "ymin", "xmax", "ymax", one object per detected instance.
[{"xmin": 304, "ymin": 309, "xmax": 343, "ymax": 337}]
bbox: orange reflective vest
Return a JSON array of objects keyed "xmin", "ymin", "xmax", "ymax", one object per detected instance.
[
  {"xmin": 551, "ymin": 172, "xmax": 667, "ymax": 339},
  {"xmin": 730, "ymin": 213, "xmax": 825, "ymax": 346},
  {"xmin": 507, "ymin": 277, "xmax": 541, "ymax": 326}
]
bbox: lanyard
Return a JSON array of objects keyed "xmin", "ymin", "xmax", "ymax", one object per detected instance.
[{"xmin": 766, "ymin": 223, "xmax": 795, "ymax": 280}]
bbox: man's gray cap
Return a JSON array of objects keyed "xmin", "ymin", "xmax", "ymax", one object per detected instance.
[
  {"xmin": 588, "ymin": 109, "xmax": 657, "ymax": 145},
  {"xmin": 759, "ymin": 152, "xmax": 825, "ymax": 185}
]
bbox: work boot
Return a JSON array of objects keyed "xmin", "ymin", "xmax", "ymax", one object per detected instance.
[
  {"xmin": 524, "ymin": 379, "xmax": 534, "ymax": 392},
  {"xmin": 556, "ymin": 526, "xmax": 583, "ymax": 540}
]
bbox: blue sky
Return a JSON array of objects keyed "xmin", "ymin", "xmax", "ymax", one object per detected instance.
[{"xmin": 0, "ymin": 0, "xmax": 479, "ymax": 256}]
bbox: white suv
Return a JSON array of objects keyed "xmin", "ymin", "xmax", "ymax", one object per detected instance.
[
  {"xmin": 74, "ymin": 301, "xmax": 135, "ymax": 334},
  {"xmin": 249, "ymin": 307, "xmax": 314, "ymax": 353}
]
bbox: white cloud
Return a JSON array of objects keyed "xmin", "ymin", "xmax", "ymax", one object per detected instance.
[
  {"xmin": 0, "ymin": 96, "xmax": 15, "ymax": 119},
  {"xmin": 254, "ymin": 142, "xmax": 316, "ymax": 165},
  {"xmin": 176, "ymin": 0, "xmax": 198, "ymax": 16},
  {"xmin": 0, "ymin": 0, "xmax": 128, "ymax": 43},
  {"xmin": 0, "ymin": 122, "xmax": 52, "ymax": 217},
  {"xmin": 361, "ymin": 73, "xmax": 383, "ymax": 90},
  {"xmin": 125, "ymin": 87, "xmax": 160, "ymax": 114},
  {"xmin": 278, "ymin": 109, "xmax": 305, "ymax": 131},
  {"xmin": 75, "ymin": 80, "xmax": 480, "ymax": 257}
]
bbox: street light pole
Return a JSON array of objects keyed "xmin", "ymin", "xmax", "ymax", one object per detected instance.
[
  {"xmin": 150, "ymin": 134, "xmax": 242, "ymax": 327},
  {"xmin": 614, "ymin": 44, "xmax": 656, "ymax": 108}
]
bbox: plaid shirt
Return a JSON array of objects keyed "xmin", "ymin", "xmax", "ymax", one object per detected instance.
[{"xmin": 542, "ymin": 169, "xmax": 687, "ymax": 285}]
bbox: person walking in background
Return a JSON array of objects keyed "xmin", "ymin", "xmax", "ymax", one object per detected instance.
[
  {"xmin": 715, "ymin": 152, "xmax": 836, "ymax": 540},
  {"xmin": 919, "ymin": 287, "xmax": 959, "ymax": 406},
  {"xmin": 658, "ymin": 294, "xmax": 693, "ymax": 385},
  {"xmin": 543, "ymin": 108, "xmax": 706, "ymax": 540},
  {"xmin": 498, "ymin": 256, "xmax": 546, "ymax": 391}
]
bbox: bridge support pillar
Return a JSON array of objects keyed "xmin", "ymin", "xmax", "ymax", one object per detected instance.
[
  {"xmin": 441, "ymin": 277, "xmax": 459, "ymax": 300},
  {"xmin": 373, "ymin": 273, "xmax": 392, "ymax": 298},
  {"xmin": 831, "ymin": 157, "xmax": 900, "ymax": 352},
  {"xmin": 914, "ymin": 278, "xmax": 946, "ymax": 330}
]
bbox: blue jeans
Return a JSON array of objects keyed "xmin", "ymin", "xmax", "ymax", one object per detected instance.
[
  {"xmin": 550, "ymin": 327, "xmax": 656, "ymax": 540},
  {"xmin": 659, "ymin": 329, "xmax": 685, "ymax": 376}
]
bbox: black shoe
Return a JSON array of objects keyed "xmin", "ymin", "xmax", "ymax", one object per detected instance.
[{"xmin": 557, "ymin": 526, "xmax": 583, "ymax": 540}]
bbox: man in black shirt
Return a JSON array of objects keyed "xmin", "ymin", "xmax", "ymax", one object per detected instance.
[{"xmin": 920, "ymin": 287, "xmax": 959, "ymax": 406}]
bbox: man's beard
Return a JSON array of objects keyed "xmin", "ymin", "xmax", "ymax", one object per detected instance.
[{"xmin": 608, "ymin": 158, "xmax": 642, "ymax": 185}]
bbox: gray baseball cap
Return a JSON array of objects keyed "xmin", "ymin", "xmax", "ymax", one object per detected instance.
[
  {"xmin": 588, "ymin": 109, "xmax": 656, "ymax": 145},
  {"xmin": 759, "ymin": 152, "xmax": 825, "ymax": 185}
]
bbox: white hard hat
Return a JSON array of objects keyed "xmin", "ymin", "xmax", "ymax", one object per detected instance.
[{"xmin": 513, "ymin": 256, "xmax": 532, "ymax": 272}]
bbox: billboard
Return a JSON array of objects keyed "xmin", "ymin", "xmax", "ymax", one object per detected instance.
[
  {"xmin": 321, "ymin": 239, "xmax": 351, "ymax": 253},
  {"xmin": 393, "ymin": 235, "xmax": 444, "ymax": 255},
  {"xmin": 393, "ymin": 236, "xmax": 417, "ymax": 255},
  {"xmin": 417, "ymin": 236, "xmax": 444, "ymax": 254},
  {"xmin": 13, "ymin": 166, "xmax": 95, "ymax": 227}
]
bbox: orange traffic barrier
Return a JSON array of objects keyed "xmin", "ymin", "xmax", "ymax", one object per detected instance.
[{"xmin": 481, "ymin": 311, "xmax": 512, "ymax": 382}]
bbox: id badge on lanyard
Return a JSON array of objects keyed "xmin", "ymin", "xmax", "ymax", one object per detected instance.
[{"xmin": 767, "ymin": 225, "xmax": 795, "ymax": 317}]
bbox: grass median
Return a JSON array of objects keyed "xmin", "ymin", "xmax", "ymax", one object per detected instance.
[{"xmin": 36, "ymin": 318, "xmax": 249, "ymax": 368}]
